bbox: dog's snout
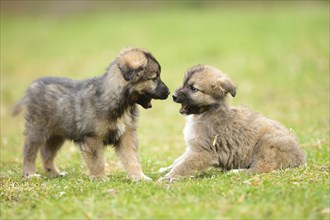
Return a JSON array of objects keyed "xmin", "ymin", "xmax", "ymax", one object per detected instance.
[
  {"xmin": 172, "ymin": 94, "xmax": 177, "ymax": 102},
  {"xmin": 165, "ymin": 87, "xmax": 170, "ymax": 96},
  {"xmin": 152, "ymin": 80, "xmax": 170, "ymax": 100}
]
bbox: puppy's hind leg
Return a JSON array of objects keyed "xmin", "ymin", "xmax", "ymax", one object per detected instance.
[
  {"xmin": 22, "ymin": 130, "xmax": 47, "ymax": 178},
  {"xmin": 249, "ymin": 135, "xmax": 306, "ymax": 174},
  {"xmin": 40, "ymin": 136, "xmax": 66, "ymax": 177}
]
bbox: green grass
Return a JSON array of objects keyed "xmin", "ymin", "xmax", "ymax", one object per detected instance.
[{"xmin": 1, "ymin": 2, "xmax": 329, "ymax": 219}]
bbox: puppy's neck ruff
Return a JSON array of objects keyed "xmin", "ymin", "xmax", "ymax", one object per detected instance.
[
  {"xmin": 183, "ymin": 114, "xmax": 202, "ymax": 145},
  {"xmin": 92, "ymin": 67, "xmax": 137, "ymax": 120},
  {"xmin": 104, "ymin": 65, "xmax": 128, "ymax": 90}
]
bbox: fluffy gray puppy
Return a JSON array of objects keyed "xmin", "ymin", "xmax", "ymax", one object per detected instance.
[{"xmin": 14, "ymin": 47, "xmax": 170, "ymax": 180}]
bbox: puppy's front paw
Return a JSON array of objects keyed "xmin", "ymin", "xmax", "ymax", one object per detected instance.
[
  {"xmin": 129, "ymin": 174, "xmax": 152, "ymax": 182},
  {"xmin": 59, "ymin": 171, "xmax": 67, "ymax": 176},
  {"xmin": 23, "ymin": 173, "xmax": 41, "ymax": 179},
  {"xmin": 160, "ymin": 173, "xmax": 179, "ymax": 183},
  {"xmin": 157, "ymin": 176, "xmax": 178, "ymax": 183},
  {"xmin": 141, "ymin": 175, "xmax": 153, "ymax": 182},
  {"xmin": 47, "ymin": 170, "xmax": 67, "ymax": 178},
  {"xmin": 89, "ymin": 175, "xmax": 109, "ymax": 181},
  {"xmin": 159, "ymin": 166, "xmax": 172, "ymax": 173}
]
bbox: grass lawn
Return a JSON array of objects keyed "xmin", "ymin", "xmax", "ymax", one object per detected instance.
[{"xmin": 1, "ymin": 2, "xmax": 329, "ymax": 219}]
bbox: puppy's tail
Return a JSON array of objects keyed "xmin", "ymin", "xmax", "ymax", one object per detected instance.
[{"xmin": 12, "ymin": 100, "xmax": 25, "ymax": 116}]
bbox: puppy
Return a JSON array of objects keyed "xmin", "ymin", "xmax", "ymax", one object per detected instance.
[
  {"xmin": 163, "ymin": 65, "xmax": 306, "ymax": 180},
  {"xmin": 13, "ymin": 47, "xmax": 170, "ymax": 180}
]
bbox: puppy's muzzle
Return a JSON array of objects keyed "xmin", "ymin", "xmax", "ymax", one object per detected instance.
[
  {"xmin": 172, "ymin": 91, "xmax": 184, "ymax": 103},
  {"xmin": 172, "ymin": 94, "xmax": 178, "ymax": 102},
  {"xmin": 153, "ymin": 81, "xmax": 170, "ymax": 100}
]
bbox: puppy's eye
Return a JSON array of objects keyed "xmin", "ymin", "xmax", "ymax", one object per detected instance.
[
  {"xmin": 136, "ymin": 66, "xmax": 144, "ymax": 72},
  {"xmin": 190, "ymin": 85, "xmax": 198, "ymax": 93}
]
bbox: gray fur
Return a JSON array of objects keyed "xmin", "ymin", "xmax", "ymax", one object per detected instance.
[{"xmin": 14, "ymin": 47, "xmax": 170, "ymax": 180}]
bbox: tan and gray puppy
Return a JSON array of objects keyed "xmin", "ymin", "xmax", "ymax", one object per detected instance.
[
  {"xmin": 162, "ymin": 65, "xmax": 306, "ymax": 180},
  {"xmin": 14, "ymin": 47, "xmax": 170, "ymax": 181}
]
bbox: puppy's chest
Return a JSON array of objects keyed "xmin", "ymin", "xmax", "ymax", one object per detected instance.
[
  {"xmin": 98, "ymin": 109, "xmax": 135, "ymax": 145},
  {"xmin": 183, "ymin": 115, "xmax": 229, "ymax": 146},
  {"xmin": 183, "ymin": 115, "xmax": 200, "ymax": 145}
]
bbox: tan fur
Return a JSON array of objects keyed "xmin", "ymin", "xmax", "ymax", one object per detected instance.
[
  {"xmin": 118, "ymin": 48, "xmax": 148, "ymax": 70},
  {"xmin": 163, "ymin": 65, "xmax": 306, "ymax": 180}
]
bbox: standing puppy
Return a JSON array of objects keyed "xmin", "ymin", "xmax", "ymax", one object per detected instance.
[
  {"xmin": 14, "ymin": 47, "xmax": 170, "ymax": 181},
  {"xmin": 163, "ymin": 65, "xmax": 306, "ymax": 180}
]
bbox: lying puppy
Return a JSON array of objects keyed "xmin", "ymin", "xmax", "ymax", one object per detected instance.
[
  {"xmin": 14, "ymin": 47, "xmax": 170, "ymax": 181},
  {"xmin": 162, "ymin": 65, "xmax": 306, "ymax": 180}
]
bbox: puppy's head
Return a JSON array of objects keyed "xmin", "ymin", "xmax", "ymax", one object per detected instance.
[
  {"xmin": 173, "ymin": 65, "xmax": 236, "ymax": 115},
  {"xmin": 116, "ymin": 48, "xmax": 170, "ymax": 109}
]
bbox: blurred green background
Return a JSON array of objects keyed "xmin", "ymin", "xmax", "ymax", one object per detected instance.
[
  {"xmin": 2, "ymin": 1, "xmax": 329, "ymax": 139},
  {"xmin": 1, "ymin": 1, "xmax": 329, "ymax": 219}
]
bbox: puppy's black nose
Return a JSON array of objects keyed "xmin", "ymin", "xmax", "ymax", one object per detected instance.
[{"xmin": 172, "ymin": 94, "xmax": 177, "ymax": 102}]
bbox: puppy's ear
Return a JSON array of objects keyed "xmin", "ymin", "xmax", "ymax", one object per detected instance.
[
  {"xmin": 117, "ymin": 50, "xmax": 147, "ymax": 81},
  {"xmin": 212, "ymin": 77, "xmax": 236, "ymax": 97}
]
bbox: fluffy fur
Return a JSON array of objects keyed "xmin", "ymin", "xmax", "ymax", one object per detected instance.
[
  {"xmin": 162, "ymin": 65, "xmax": 306, "ymax": 180},
  {"xmin": 14, "ymin": 47, "xmax": 170, "ymax": 180}
]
